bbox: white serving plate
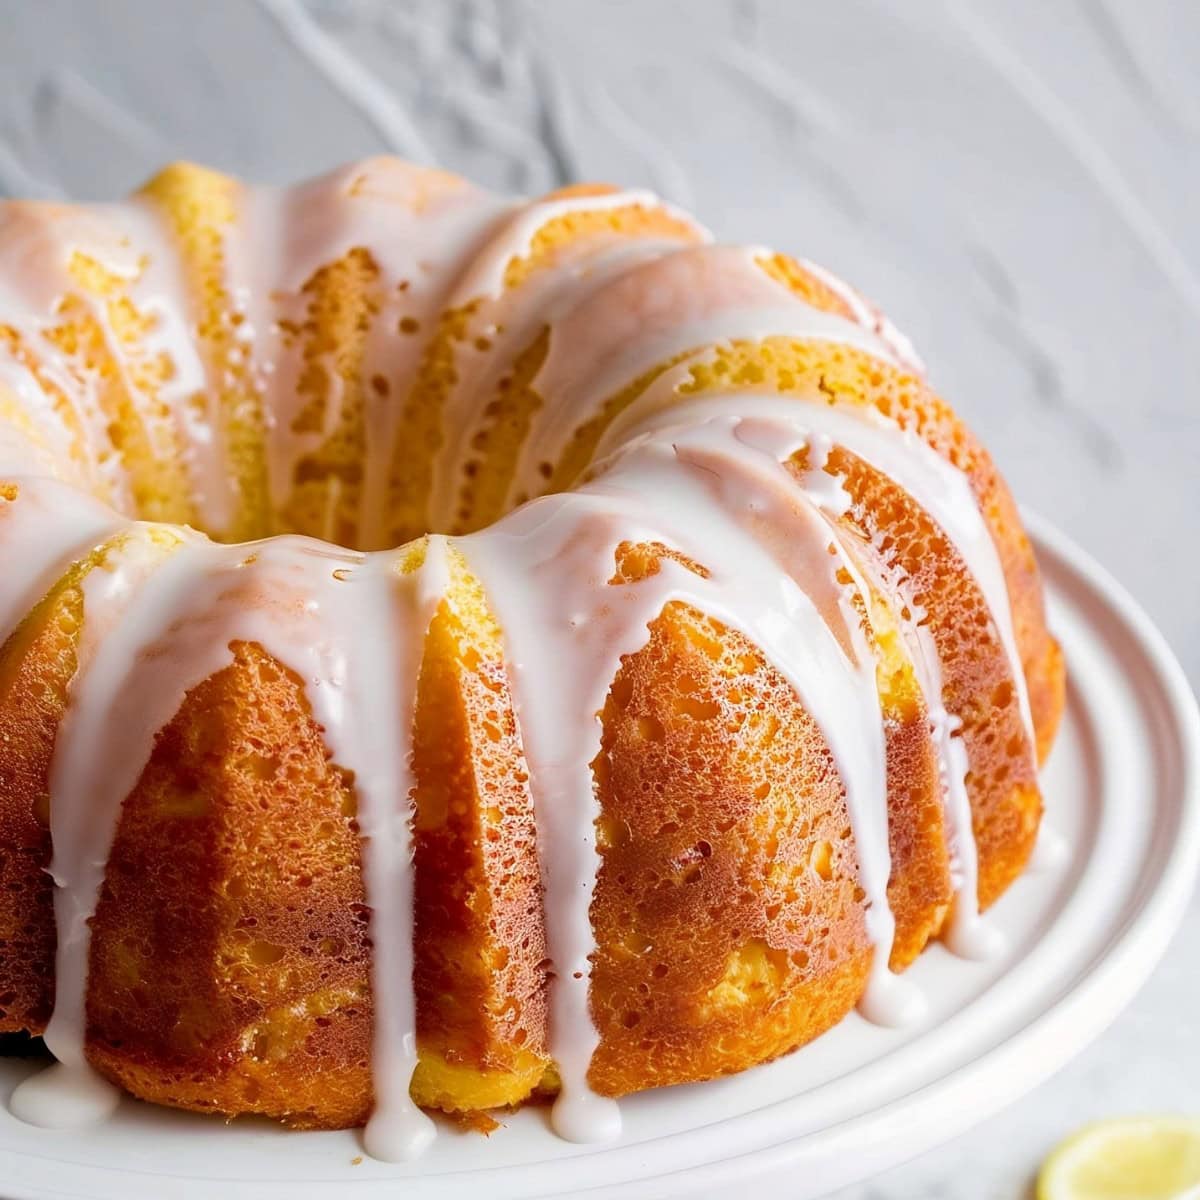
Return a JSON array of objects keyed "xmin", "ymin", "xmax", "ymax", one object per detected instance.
[{"xmin": 0, "ymin": 515, "xmax": 1196, "ymax": 1200}]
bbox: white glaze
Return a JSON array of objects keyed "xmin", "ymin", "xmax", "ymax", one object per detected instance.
[
  {"xmin": 461, "ymin": 410, "xmax": 935, "ymax": 1130},
  {"xmin": 449, "ymin": 187, "xmax": 708, "ymax": 303},
  {"xmin": 776, "ymin": 436, "xmax": 1001, "ymax": 962},
  {"xmin": 607, "ymin": 393, "xmax": 1038, "ymax": 961},
  {"xmin": 505, "ymin": 244, "xmax": 893, "ymax": 508},
  {"xmin": 121, "ymin": 196, "xmax": 235, "ymax": 535},
  {"xmin": 8, "ymin": 1060, "xmax": 121, "ymax": 1129},
  {"xmin": 0, "ymin": 197, "xmax": 218, "ymax": 524},
  {"xmin": 0, "ymin": 203, "xmax": 133, "ymax": 512},
  {"xmin": 16, "ymin": 526, "xmax": 202, "ymax": 1129},
  {"xmin": 602, "ymin": 392, "xmax": 1038, "ymax": 755},
  {"xmin": 355, "ymin": 537, "xmax": 448, "ymax": 1163},
  {"xmin": 0, "ymin": 159, "xmax": 1048, "ymax": 1156},
  {"xmin": 246, "ymin": 159, "xmax": 510, "ymax": 547},
  {"xmin": 429, "ymin": 235, "xmax": 692, "ymax": 529},
  {"xmin": 0, "ymin": 358, "xmax": 89, "ymax": 488},
  {"xmin": 0, "ymin": 476, "xmax": 125, "ymax": 644},
  {"xmin": 423, "ymin": 185, "xmax": 708, "ymax": 530}
]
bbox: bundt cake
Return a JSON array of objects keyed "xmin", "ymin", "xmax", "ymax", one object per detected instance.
[{"xmin": 0, "ymin": 158, "xmax": 1064, "ymax": 1159}]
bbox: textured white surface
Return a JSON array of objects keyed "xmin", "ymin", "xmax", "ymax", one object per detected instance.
[{"xmin": 0, "ymin": 0, "xmax": 1197, "ymax": 1194}]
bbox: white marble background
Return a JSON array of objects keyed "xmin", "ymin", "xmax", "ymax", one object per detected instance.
[{"xmin": 0, "ymin": 1, "xmax": 1197, "ymax": 1195}]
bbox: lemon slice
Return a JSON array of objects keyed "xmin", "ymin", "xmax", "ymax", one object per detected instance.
[{"xmin": 1038, "ymin": 1117, "xmax": 1200, "ymax": 1200}]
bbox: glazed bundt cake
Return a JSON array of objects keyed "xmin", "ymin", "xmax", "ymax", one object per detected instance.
[{"xmin": 0, "ymin": 158, "xmax": 1064, "ymax": 1159}]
